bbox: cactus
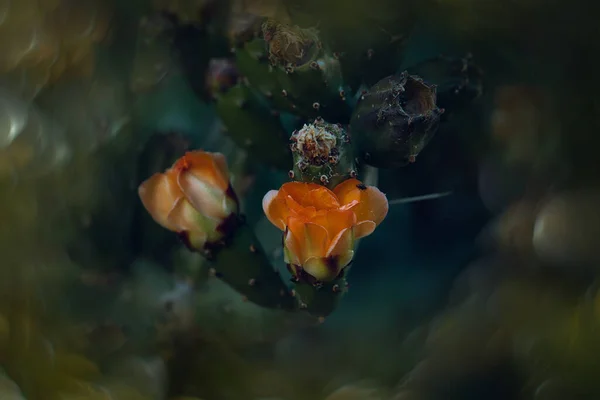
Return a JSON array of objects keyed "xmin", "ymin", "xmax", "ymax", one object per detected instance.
[
  {"xmin": 293, "ymin": 273, "xmax": 349, "ymax": 319},
  {"xmin": 197, "ymin": 218, "xmax": 299, "ymax": 311},
  {"xmin": 232, "ymin": 19, "xmax": 352, "ymax": 122},
  {"xmin": 215, "ymin": 83, "xmax": 291, "ymax": 169},
  {"xmin": 350, "ymin": 71, "xmax": 445, "ymax": 169},
  {"xmin": 289, "ymin": 117, "xmax": 356, "ymax": 189},
  {"xmin": 148, "ymin": 11, "xmax": 485, "ymax": 321},
  {"xmin": 234, "ymin": 37, "xmax": 298, "ymax": 113},
  {"xmin": 138, "ymin": 151, "xmax": 299, "ymax": 311},
  {"xmin": 261, "ymin": 19, "xmax": 352, "ymax": 122}
]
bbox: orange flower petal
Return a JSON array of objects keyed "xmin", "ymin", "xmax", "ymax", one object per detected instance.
[
  {"xmin": 284, "ymin": 195, "xmax": 317, "ymax": 220},
  {"xmin": 304, "ymin": 222, "xmax": 329, "ymax": 260},
  {"xmin": 354, "ymin": 220, "xmax": 377, "ymax": 239},
  {"xmin": 280, "ymin": 182, "xmax": 339, "ymax": 209},
  {"xmin": 175, "ymin": 150, "xmax": 230, "ymax": 192},
  {"xmin": 357, "ymin": 185, "xmax": 389, "ymax": 227},
  {"xmin": 303, "ymin": 229, "xmax": 354, "ymax": 282},
  {"xmin": 303, "ymin": 186, "xmax": 340, "ymax": 209},
  {"xmin": 177, "ymin": 169, "xmax": 231, "ymax": 219},
  {"xmin": 283, "ymin": 226, "xmax": 302, "ymax": 265},
  {"xmin": 210, "ymin": 152, "xmax": 231, "ymax": 182},
  {"xmin": 312, "ymin": 208, "xmax": 356, "ymax": 239},
  {"xmin": 287, "ymin": 217, "xmax": 328, "ymax": 264},
  {"xmin": 280, "ymin": 181, "xmax": 316, "ymax": 202},
  {"xmin": 138, "ymin": 172, "xmax": 184, "ymax": 232},
  {"xmin": 167, "ymin": 198, "xmax": 209, "ymax": 248},
  {"xmin": 263, "ymin": 190, "xmax": 288, "ymax": 231},
  {"xmin": 333, "ymin": 178, "xmax": 362, "ymax": 208},
  {"xmin": 303, "ymin": 257, "xmax": 330, "ymax": 281},
  {"xmin": 326, "ymin": 227, "xmax": 354, "ymax": 269},
  {"xmin": 333, "ymin": 178, "xmax": 389, "ymax": 236}
]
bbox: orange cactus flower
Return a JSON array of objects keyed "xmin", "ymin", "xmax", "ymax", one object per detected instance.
[
  {"xmin": 262, "ymin": 178, "xmax": 388, "ymax": 282},
  {"xmin": 138, "ymin": 150, "xmax": 239, "ymax": 251}
]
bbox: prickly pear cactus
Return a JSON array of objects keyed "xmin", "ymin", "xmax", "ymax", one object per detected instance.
[
  {"xmin": 290, "ymin": 118, "xmax": 355, "ymax": 189},
  {"xmin": 294, "ymin": 275, "xmax": 349, "ymax": 319},
  {"xmin": 139, "ymin": 6, "xmax": 486, "ymax": 321},
  {"xmin": 215, "ymin": 83, "xmax": 291, "ymax": 169},
  {"xmin": 350, "ymin": 71, "xmax": 445, "ymax": 168},
  {"xmin": 260, "ymin": 19, "xmax": 352, "ymax": 122}
]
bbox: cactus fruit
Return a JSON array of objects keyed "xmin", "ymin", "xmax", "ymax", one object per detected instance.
[
  {"xmin": 289, "ymin": 117, "xmax": 356, "ymax": 189},
  {"xmin": 293, "ymin": 274, "xmax": 348, "ymax": 318},
  {"xmin": 350, "ymin": 71, "xmax": 444, "ymax": 168},
  {"xmin": 215, "ymin": 83, "xmax": 291, "ymax": 169},
  {"xmin": 405, "ymin": 54, "xmax": 483, "ymax": 120}
]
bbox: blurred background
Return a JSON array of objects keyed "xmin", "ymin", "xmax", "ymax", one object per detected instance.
[{"xmin": 1, "ymin": 0, "xmax": 600, "ymax": 399}]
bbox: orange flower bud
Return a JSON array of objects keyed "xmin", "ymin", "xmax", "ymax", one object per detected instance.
[
  {"xmin": 262, "ymin": 178, "xmax": 388, "ymax": 282},
  {"xmin": 138, "ymin": 150, "xmax": 238, "ymax": 251}
]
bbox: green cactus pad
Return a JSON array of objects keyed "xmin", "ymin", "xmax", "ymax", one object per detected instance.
[
  {"xmin": 350, "ymin": 71, "xmax": 444, "ymax": 168},
  {"xmin": 215, "ymin": 83, "xmax": 291, "ymax": 169},
  {"xmin": 261, "ymin": 19, "xmax": 352, "ymax": 122},
  {"xmin": 290, "ymin": 117, "xmax": 356, "ymax": 189},
  {"xmin": 203, "ymin": 221, "xmax": 299, "ymax": 311},
  {"xmin": 234, "ymin": 38, "xmax": 297, "ymax": 113}
]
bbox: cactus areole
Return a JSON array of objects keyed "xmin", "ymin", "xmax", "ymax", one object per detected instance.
[{"xmin": 290, "ymin": 118, "xmax": 356, "ymax": 189}]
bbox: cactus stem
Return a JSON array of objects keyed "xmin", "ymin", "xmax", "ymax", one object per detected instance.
[{"xmin": 197, "ymin": 221, "xmax": 299, "ymax": 310}]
